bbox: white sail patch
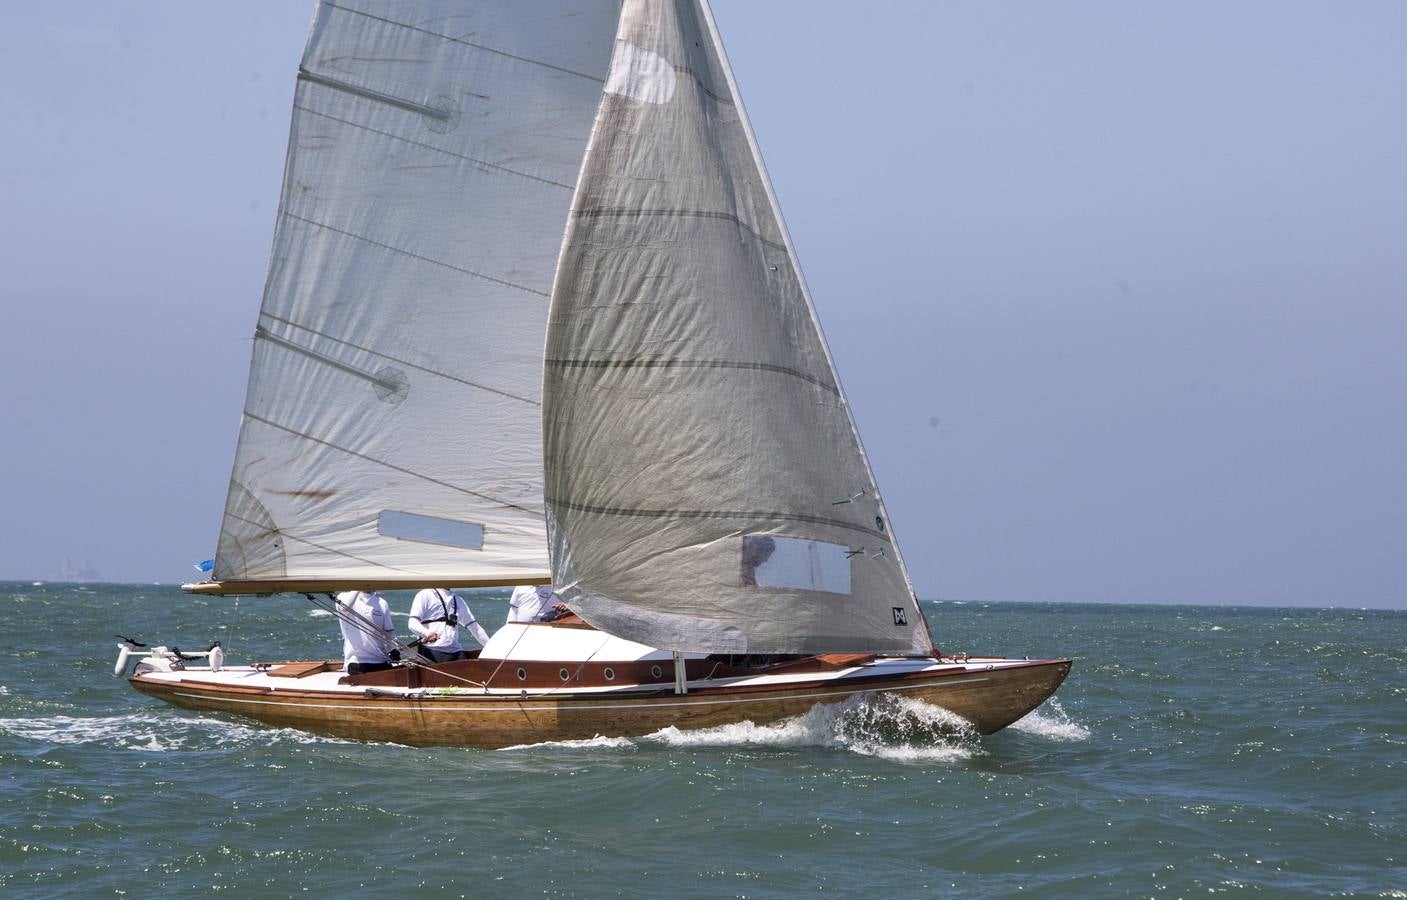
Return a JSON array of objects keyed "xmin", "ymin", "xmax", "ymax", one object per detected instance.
[
  {"xmin": 377, "ymin": 511, "xmax": 484, "ymax": 551},
  {"xmin": 741, "ymin": 535, "xmax": 852, "ymax": 595},
  {"xmin": 604, "ymin": 40, "xmax": 677, "ymax": 104}
]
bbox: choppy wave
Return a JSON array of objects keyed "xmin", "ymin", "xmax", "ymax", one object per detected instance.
[
  {"xmin": 5, "ymin": 584, "xmax": 1403, "ymax": 895},
  {"xmin": 664, "ymin": 691, "xmax": 984, "ymax": 765},
  {"xmin": 1008, "ymin": 698, "xmax": 1091, "ymax": 741},
  {"xmin": 502, "ymin": 694, "xmax": 984, "ymax": 762},
  {"xmin": 307, "ymin": 608, "xmax": 409, "ymax": 619},
  {"xmin": 0, "ymin": 711, "xmax": 354, "ymax": 752},
  {"xmin": 501, "ymin": 734, "xmax": 638, "ymax": 752},
  {"xmin": 652, "ymin": 692, "xmax": 986, "ymax": 764}
]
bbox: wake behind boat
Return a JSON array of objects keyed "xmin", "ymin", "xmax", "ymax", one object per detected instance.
[{"xmin": 127, "ymin": 0, "xmax": 1071, "ymax": 745}]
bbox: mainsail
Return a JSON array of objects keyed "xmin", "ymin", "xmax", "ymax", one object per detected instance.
[
  {"xmin": 212, "ymin": 1, "xmax": 619, "ymax": 589},
  {"xmin": 543, "ymin": 0, "xmax": 933, "ymax": 655}
]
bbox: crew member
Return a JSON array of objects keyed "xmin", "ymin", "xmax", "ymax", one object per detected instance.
[
  {"xmin": 334, "ymin": 590, "xmax": 398, "ymax": 675},
  {"xmin": 507, "ymin": 584, "xmax": 569, "ymax": 624},
  {"xmin": 408, "ymin": 588, "xmax": 491, "ymax": 663}
]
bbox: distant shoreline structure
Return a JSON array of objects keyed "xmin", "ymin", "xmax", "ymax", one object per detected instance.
[{"xmin": 56, "ymin": 558, "xmax": 103, "ymax": 583}]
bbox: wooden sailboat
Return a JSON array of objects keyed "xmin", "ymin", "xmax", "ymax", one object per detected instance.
[
  {"xmin": 128, "ymin": 634, "xmax": 1069, "ymax": 748},
  {"xmin": 126, "ymin": 0, "xmax": 1070, "ymax": 748}
]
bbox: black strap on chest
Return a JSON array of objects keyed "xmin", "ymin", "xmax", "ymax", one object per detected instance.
[{"xmin": 420, "ymin": 589, "xmax": 460, "ymax": 626}]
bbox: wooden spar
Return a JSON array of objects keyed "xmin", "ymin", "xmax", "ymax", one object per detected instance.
[{"xmin": 180, "ymin": 573, "xmax": 553, "ymax": 596}]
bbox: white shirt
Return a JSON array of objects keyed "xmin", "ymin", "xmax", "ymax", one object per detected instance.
[
  {"xmin": 507, "ymin": 585, "xmax": 564, "ymax": 624},
  {"xmin": 334, "ymin": 591, "xmax": 396, "ymax": 665},
  {"xmin": 408, "ymin": 588, "xmax": 490, "ymax": 651}
]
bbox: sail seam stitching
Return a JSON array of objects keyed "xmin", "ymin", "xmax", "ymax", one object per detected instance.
[
  {"xmin": 321, "ymin": 2, "xmax": 606, "ymax": 83},
  {"xmin": 242, "ymin": 412, "xmax": 544, "ymax": 518},
  {"xmin": 545, "ymin": 497, "xmax": 890, "ymax": 541},
  {"xmin": 573, "ymin": 207, "xmax": 787, "ymax": 252},
  {"xmin": 545, "ymin": 357, "xmax": 838, "ymax": 395},
  {"xmin": 281, "ymin": 211, "xmax": 550, "ymax": 298},
  {"xmin": 291, "ymin": 105, "xmax": 575, "ymax": 191},
  {"xmin": 258, "ymin": 313, "xmax": 541, "ymax": 406}
]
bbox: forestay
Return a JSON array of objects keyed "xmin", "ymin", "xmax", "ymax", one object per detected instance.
[
  {"xmin": 543, "ymin": 0, "xmax": 933, "ymax": 655},
  {"xmin": 213, "ymin": 1, "xmax": 619, "ymax": 588}
]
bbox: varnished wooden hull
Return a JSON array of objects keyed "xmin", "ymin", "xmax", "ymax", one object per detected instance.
[{"xmin": 130, "ymin": 659, "xmax": 1071, "ymax": 749}]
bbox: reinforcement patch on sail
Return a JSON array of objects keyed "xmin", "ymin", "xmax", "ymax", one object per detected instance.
[
  {"xmin": 604, "ymin": 40, "xmax": 677, "ymax": 103},
  {"xmin": 213, "ymin": 1, "xmax": 620, "ymax": 583},
  {"xmin": 543, "ymin": 0, "xmax": 930, "ymax": 655}
]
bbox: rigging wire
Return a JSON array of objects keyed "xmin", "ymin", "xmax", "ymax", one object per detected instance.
[
  {"xmin": 302, "ymin": 592, "xmax": 490, "ymax": 689},
  {"xmin": 479, "ymin": 622, "xmax": 532, "ymax": 693},
  {"xmin": 303, "ymin": 592, "xmax": 405, "ymax": 655},
  {"xmin": 526, "ymin": 632, "xmax": 613, "ymax": 698}
]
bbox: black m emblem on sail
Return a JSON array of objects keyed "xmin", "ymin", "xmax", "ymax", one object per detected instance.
[{"xmin": 892, "ymin": 607, "xmax": 907, "ymax": 626}]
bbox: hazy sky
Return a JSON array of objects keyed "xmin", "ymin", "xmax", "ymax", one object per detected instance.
[{"xmin": 2, "ymin": 2, "xmax": 1403, "ymax": 607}]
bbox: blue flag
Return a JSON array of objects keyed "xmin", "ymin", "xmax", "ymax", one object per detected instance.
[{"xmin": 193, "ymin": 559, "xmax": 214, "ymax": 574}]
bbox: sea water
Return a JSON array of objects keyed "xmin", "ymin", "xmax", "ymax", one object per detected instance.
[{"xmin": 0, "ymin": 583, "xmax": 1401, "ymax": 896}]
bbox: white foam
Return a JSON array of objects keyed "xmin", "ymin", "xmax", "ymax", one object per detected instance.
[
  {"xmin": 645, "ymin": 694, "xmax": 982, "ymax": 763},
  {"xmin": 499, "ymin": 734, "xmax": 637, "ymax": 752},
  {"xmin": 1008, "ymin": 698, "xmax": 1090, "ymax": 741},
  {"xmin": 306, "ymin": 606, "xmax": 406, "ymax": 620},
  {"xmin": 858, "ymin": 742, "xmax": 980, "ymax": 763},
  {"xmin": 0, "ymin": 685, "xmax": 10, "ymax": 696},
  {"xmin": 0, "ymin": 711, "xmax": 354, "ymax": 751},
  {"xmin": 495, "ymin": 695, "xmax": 982, "ymax": 762},
  {"xmin": 645, "ymin": 715, "xmax": 823, "ymax": 749}
]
